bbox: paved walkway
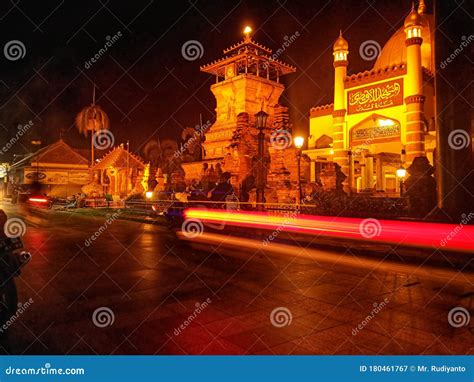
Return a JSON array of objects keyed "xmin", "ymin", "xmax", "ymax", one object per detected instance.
[{"xmin": 1, "ymin": 204, "xmax": 472, "ymax": 354}]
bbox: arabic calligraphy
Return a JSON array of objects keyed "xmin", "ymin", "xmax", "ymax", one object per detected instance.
[
  {"xmin": 348, "ymin": 79, "xmax": 404, "ymax": 114},
  {"xmin": 352, "ymin": 124, "xmax": 401, "ymax": 143}
]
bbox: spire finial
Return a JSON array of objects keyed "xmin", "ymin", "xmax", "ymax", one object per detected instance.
[{"xmin": 418, "ymin": 0, "xmax": 426, "ymax": 14}]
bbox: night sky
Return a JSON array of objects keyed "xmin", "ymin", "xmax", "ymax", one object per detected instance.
[{"xmin": 0, "ymin": 0, "xmax": 426, "ymax": 160}]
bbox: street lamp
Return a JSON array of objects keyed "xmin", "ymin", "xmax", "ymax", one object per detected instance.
[
  {"xmin": 254, "ymin": 110, "xmax": 268, "ymax": 211},
  {"xmin": 396, "ymin": 166, "xmax": 407, "ymax": 197},
  {"xmin": 294, "ymin": 136, "xmax": 304, "ymax": 207}
]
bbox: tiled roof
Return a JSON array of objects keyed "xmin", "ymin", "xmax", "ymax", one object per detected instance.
[{"xmin": 93, "ymin": 146, "xmax": 146, "ymax": 170}]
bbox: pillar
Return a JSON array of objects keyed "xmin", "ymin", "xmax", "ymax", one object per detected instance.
[
  {"xmin": 404, "ymin": 5, "xmax": 426, "ymax": 164},
  {"xmin": 332, "ymin": 31, "xmax": 350, "ymax": 192}
]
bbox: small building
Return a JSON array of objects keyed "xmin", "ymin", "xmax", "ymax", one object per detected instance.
[
  {"xmin": 8, "ymin": 139, "xmax": 90, "ymax": 197},
  {"xmin": 305, "ymin": 3, "xmax": 438, "ymax": 196},
  {"xmin": 93, "ymin": 145, "xmax": 146, "ymax": 197}
]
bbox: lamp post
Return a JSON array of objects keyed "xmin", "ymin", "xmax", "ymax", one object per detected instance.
[
  {"xmin": 254, "ymin": 110, "xmax": 268, "ymax": 211},
  {"xmin": 396, "ymin": 166, "xmax": 407, "ymax": 197},
  {"xmin": 294, "ymin": 136, "xmax": 304, "ymax": 208}
]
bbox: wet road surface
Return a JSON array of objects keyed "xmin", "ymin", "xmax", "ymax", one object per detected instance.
[{"xmin": 1, "ymin": 203, "xmax": 472, "ymax": 355}]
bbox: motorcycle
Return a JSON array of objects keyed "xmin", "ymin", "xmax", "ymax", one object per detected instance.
[{"xmin": 0, "ymin": 237, "xmax": 31, "ymax": 336}]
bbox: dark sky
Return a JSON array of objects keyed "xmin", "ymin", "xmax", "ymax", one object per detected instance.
[{"xmin": 0, "ymin": 0, "xmax": 426, "ymax": 160}]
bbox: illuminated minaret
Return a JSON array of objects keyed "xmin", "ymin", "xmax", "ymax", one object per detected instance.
[
  {"xmin": 404, "ymin": 4, "xmax": 425, "ymax": 163},
  {"xmin": 332, "ymin": 31, "xmax": 349, "ymax": 190}
]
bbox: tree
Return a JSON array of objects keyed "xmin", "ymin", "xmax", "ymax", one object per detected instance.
[{"xmin": 75, "ymin": 86, "xmax": 110, "ymax": 164}]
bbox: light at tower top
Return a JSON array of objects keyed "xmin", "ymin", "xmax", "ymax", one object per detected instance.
[
  {"xmin": 200, "ymin": 26, "xmax": 296, "ymax": 83},
  {"xmin": 243, "ymin": 26, "xmax": 252, "ymax": 38}
]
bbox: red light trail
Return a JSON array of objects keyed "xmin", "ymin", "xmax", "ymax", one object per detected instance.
[{"xmin": 184, "ymin": 208, "xmax": 473, "ymax": 252}]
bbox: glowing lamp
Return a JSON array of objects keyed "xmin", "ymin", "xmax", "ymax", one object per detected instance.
[
  {"xmin": 243, "ymin": 26, "xmax": 252, "ymax": 37},
  {"xmin": 294, "ymin": 136, "xmax": 304, "ymax": 149},
  {"xmin": 145, "ymin": 191, "xmax": 153, "ymax": 199},
  {"xmin": 254, "ymin": 110, "xmax": 268, "ymax": 131},
  {"xmin": 378, "ymin": 119, "xmax": 395, "ymax": 127},
  {"xmin": 396, "ymin": 166, "xmax": 407, "ymax": 179}
]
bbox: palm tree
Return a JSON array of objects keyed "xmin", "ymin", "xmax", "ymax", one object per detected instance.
[{"xmin": 75, "ymin": 86, "xmax": 110, "ymax": 164}]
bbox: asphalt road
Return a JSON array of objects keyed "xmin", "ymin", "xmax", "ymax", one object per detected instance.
[{"xmin": 1, "ymin": 202, "xmax": 472, "ymax": 355}]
